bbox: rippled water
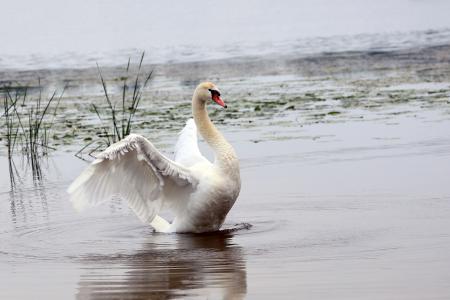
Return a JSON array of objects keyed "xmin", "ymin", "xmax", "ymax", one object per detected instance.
[
  {"xmin": 2, "ymin": 110, "xmax": 450, "ymax": 299},
  {"xmin": 1, "ymin": 30, "xmax": 450, "ymax": 298}
]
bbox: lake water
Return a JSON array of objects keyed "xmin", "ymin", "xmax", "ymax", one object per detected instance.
[
  {"xmin": 2, "ymin": 0, "xmax": 450, "ymax": 69},
  {"xmin": 1, "ymin": 1, "xmax": 450, "ymax": 299}
]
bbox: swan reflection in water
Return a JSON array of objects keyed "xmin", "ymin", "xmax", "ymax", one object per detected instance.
[{"xmin": 76, "ymin": 230, "xmax": 247, "ymax": 299}]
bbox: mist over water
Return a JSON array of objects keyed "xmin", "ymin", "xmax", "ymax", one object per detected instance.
[{"xmin": 1, "ymin": 0, "xmax": 450, "ymax": 69}]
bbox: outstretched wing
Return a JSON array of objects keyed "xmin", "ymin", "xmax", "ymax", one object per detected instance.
[
  {"xmin": 174, "ymin": 119, "xmax": 210, "ymax": 167},
  {"xmin": 67, "ymin": 134, "xmax": 198, "ymax": 223}
]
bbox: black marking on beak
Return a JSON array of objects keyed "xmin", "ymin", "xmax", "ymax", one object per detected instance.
[{"xmin": 208, "ymin": 88, "xmax": 221, "ymax": 97}]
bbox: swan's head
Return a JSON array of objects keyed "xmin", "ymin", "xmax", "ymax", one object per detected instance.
[{"xmin": 195, "ymin": 82, "xmax": 227, "ymax": 108}]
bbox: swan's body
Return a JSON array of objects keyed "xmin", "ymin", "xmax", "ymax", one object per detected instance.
[{"xmin": 68, "ymin": 82, "xmax": 240, "ymax": 233}]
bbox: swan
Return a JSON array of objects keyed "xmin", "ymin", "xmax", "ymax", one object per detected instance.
[{"xmin": 67, "ymin": 82, "xmax": 241, "ymax": 233}]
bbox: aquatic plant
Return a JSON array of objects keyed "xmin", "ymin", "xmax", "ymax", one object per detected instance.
[
  {"xmin": 2, "ymin": 90, "xmax": 20, "ymax": 186},
  {"xmin": 1, "ymin": 82, "xmax": 65, "ymax": 184},
  {"xmin": 76, "ymin": 53, "xmax": 153, "ymax": 159}
]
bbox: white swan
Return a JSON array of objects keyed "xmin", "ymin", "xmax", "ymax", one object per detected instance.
[{"xmin": 68, "ymin": 82, "xmax": 241, "ymax": 233}]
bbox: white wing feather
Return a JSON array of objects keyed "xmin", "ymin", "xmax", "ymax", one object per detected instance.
[
  {"xmin": 67, "ymin": 134, "xmax": 198, "ymax": 223},
  {"xmin": 174, "ymin": 119, "xmax": 210, "ymax": 167}
]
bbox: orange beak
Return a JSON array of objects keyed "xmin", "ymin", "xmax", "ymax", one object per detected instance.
[{"xmin": 212, "ymin": 94, "xmax": 227, "ymax": 108}]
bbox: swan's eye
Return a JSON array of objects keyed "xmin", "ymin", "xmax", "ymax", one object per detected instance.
[{"xmin": 208, "ymin": 89, "xmax": 221, "ymax": 97}]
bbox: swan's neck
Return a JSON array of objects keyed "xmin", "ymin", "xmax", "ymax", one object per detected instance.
[{"xmin": 192, "ymin": 94, "xmax": 237, "ymax": 169}]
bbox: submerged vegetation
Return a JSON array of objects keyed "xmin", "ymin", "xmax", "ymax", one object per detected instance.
[{"xmin": 0, "ymin": 45, "xmax": 449, "ymax": 187}]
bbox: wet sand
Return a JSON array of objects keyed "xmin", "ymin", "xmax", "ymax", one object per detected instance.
[{"xmin": 1, "ymin": 39, "xmax": 450, "ymax": 299}]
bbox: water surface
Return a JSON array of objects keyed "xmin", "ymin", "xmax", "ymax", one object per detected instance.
[{"xmin": 1, "ymin": 28, "xmax": 450, "ymax": 299}]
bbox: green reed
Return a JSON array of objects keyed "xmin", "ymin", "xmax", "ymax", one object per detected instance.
[
  {"xmin": 76, "ymin": 53, "xmax": 153, "ymax": 160},
  {"xmin": 96, "ymin": 52, "xmax": 153, "ymax": 146},
  {"xmin": 1, "ymin": 82, "xmax": 65, "ymax": 182}
]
